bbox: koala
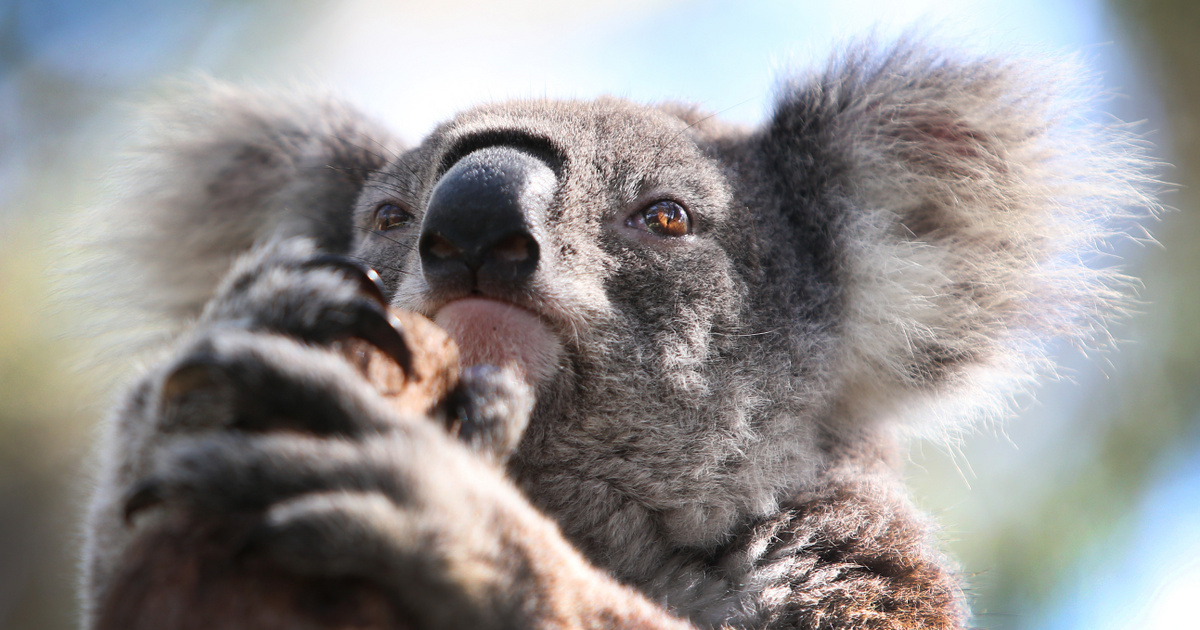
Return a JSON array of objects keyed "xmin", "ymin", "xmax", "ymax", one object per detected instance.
[{"xmin": 79, "ymin": 42, "xmax": 1154, "ymax": 629}]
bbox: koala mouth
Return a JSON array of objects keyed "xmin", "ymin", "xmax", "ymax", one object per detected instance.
[{"xmin": 433, "ymin": 297, "xmax": 562, "ymax": 389}]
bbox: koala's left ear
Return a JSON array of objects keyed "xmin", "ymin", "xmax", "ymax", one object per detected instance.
[{"xmin": 764, "ymin": 42, "xmax": 1158, "ymax": 433}]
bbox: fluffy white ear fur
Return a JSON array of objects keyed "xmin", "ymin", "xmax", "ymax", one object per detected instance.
[
  {"xmin": 799, "ymin": 44, "xmax": 1159, "ymax": 437},
  {"xmin": 70, "ymin": 78, "xmax": 399, "ymax": 355}
]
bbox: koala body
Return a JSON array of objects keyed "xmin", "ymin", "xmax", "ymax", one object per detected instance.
[{"xmin": 81, "ymin": 43, "xmax": 1152, "ymax": 629}]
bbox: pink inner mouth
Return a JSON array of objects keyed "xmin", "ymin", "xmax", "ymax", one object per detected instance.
[{"xmin": 433, "ymin": 298, "xmax": 561, "ymax": 387}]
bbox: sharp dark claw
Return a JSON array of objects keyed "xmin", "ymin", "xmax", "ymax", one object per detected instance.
[
  {"xmin": 159, "ymin": 353, "xmax": 226, "ymax": 415},
  {"xmin": 123, "ymin": 480, "xmax": 165, "ymax": 524},
  {"xmin": 292, "ymin": 255, "xmax": 413, "ymax": 376},
  {"xmin": 350, "ymin": 301, "xmax": 414, "ymax": 378},
  {"xmin": 300, "ymin": 254, "xmax": 389, "ymax": 306}
]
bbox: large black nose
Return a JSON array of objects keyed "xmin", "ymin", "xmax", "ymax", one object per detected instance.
[{"xmin": 419, "ymin": 147, "xmax": 555, "ymax": 294}]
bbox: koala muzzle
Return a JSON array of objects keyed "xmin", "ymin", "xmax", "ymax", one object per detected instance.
[{"xmin": 419, "ymin": 146, "xmax": 555, "ymax": 295}]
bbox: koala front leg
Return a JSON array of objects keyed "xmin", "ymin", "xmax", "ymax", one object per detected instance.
[
  {"xmin": 117, "ymin": 405, "xmax": 691, "ymax": 629},
  {"xmin": 83, "ymin": 239, "xmax": 421, "ymax": 622},
  {"xmin": 87, "ymin": 239, "xmax": 691, "ymax": 630}
]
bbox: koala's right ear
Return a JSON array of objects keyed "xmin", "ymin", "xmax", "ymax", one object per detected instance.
[
  {"xmin": 85, "ymin": 78, "xmax": 401, "ymax": 328},
  {"xmin": 761, "ymin": 42, "xmax": 1157, "ymax": 435}
]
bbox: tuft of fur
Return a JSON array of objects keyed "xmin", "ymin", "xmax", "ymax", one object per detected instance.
[
  {"xmin": 778, "ymin": 43, "xmax": 1158, "ymax": 437},
  {"xmin": 72, "ymin": 79, "xmax": 400, "ymax": 353}
]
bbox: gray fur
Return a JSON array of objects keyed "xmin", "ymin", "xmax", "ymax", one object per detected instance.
[
  {"xmin": 80, "ymin": 41, "xmax": 1155, "ymax": 629},
  {"xmin": 78, "ymin": 79, "xmax": 400, "ymax": 345}
]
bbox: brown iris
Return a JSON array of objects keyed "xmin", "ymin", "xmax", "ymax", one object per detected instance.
[
  {"xmin": 639, "ymin": 200, "xmax": 691, "ymax": 238},
  {"xmin": 374, "ymin": 203, "xmax": 413, "ymax": 231}
]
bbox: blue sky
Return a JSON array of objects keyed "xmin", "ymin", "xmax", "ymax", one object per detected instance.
[{"xmin": 6, "ymin": 0, "xmax": 1128, "ymax": 135}]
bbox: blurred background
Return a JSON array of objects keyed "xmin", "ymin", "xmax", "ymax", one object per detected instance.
[{"xmin": 1, "ymin": 0, "xmax": 1196, "ymax": 628}]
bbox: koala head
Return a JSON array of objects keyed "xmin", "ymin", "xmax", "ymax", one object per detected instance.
[
  {"xmin": 344, "ymin": 47, "xmax": 1151, "ymax": 577},
  {"xmin": 354, "ymin": 99, "xmax": 792, "ymax": 559}
]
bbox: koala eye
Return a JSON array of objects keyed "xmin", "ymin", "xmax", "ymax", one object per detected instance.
[
  {"xmin": 630, "ymin": 200, "xmax": 691, "ymax": 238},
  {"xmin": 373, "ymin": 202, "xmax": 414, "ymax": 231}
]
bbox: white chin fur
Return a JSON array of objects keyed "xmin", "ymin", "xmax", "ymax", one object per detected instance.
[{"xmin": 434, "ymin": 298, "xmax": 562, "ymax": 388}]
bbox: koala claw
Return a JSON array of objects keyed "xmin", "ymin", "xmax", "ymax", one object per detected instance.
[
  {"xmin": 157, "ymin": 353, "xmax": 230, "ymax": 418},
  {"xmin": 339, "ymin": 299, "xmax": 413, "ymax": 377},
  {"xmin": 241, "ymin": 492, "xmax": 409, "ymax": 581},
  {"xmin": 156, "ymin": 331, "xmax": 403, "ymax": 436},
  {"xmin": 297, "ymin": 254, "xmax": 389, "ymax": 307},
  {"xmin": 286, "ymin": 253, "xmax": 413, "ymax": 374},
  {"xmin": 133, "ymin": 432, "xmax": 426, "ymax": 515},
  {"xmin": 122, "ymin": 480, "xmax": 166, "ymax": 524},
  {"xmin": 121, "ymin": 429, "xmax": 463, "ymax": 595},
  {"xmin": 204, "ymin": 244, "xmax": 414, "ymax": 375}
]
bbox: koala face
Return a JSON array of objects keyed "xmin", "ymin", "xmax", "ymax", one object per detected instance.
[{"xmin": 352, "ymin": 100, "xmax": 833, "ymax": 568}]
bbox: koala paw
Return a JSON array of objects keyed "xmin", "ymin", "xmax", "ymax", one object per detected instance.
[
  {"xmin": 198, "ymin": 238, "xmax": 413, "ymax": 374},
  {"xmin": 102, "ymin": 240, "xmax": 545, "ymax": 629},
  {"xmin": 119, "ymin": 365, "xmax": 520, "ymax": 629}
]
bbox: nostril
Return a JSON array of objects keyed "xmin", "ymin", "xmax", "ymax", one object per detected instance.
[
  {"xmin": 424, "ymin": 233, "xmax": 462, "ymax": 261},
  {"xmin": 492, "ymin": 234, "xmax": 533, "ymax": 263}
]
